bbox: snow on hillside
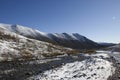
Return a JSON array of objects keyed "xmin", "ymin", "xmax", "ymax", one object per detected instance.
[
  {"xmin": 28, "ymin": 53, "xmax": 115, "ymax": 80},
  {"xmin": 0, "ymin": 23, "xmax": 47, "ymax": 37},
  {"xmin": 96, "ymin": 50, "xmax": 120, "ymax": 63},
  {"xmin": 47, "ymin": 33, "xmax": 86, "ymax": 41},
  {"xmin": 0, "ymin": 28, "xmax": 72, "ymax": 61},
  {"xmin": 0, "ymin": 23, "xmax": 100, "ymax": 49},
  {"xmin": 0, "ymin": 23, "xmax": 94, "ymax": 42},
  {"xmin": 0, "ymin": 23, "xmax": 85, "ymax": 41},
  {"xmin": 110, "ymin": 52, "xmax": 120, "ymax": 63}
]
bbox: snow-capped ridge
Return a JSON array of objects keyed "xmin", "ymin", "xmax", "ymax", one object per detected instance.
[
  {"xmin": 0, "ymin": 23, "xmax": 88, "ymax": 42},
  {"xmin": 0, "ymin": 23, "xmax": 100, "ymax": 49},
  {"xmin": 0, "ymin": 23, "xmax": 48, "ymax": 37},
  {"xmin": 47, "ymin": 33, "xmax": 86, "ymax": 41}
]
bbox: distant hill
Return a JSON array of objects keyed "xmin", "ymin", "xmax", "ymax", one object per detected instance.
[{"xmin": 98, "ymin": 42, "xmax": 116, "ymax": 47}]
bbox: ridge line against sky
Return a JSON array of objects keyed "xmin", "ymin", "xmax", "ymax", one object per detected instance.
[{"xmin": 0, "ymin": 0, "xmax": 120, "ymax": 43}]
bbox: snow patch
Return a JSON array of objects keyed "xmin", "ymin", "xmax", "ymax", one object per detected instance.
[
  {"xmin": 91, "ymin": 53, "xmax": 110, "ymax": 58},
  {"xmin": 28, "ymin": 53, "xmax": 115, "ymax": 80}
]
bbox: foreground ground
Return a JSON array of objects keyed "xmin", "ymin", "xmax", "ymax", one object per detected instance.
[{"xmin": 0, "ymin": 51, "xmax": 120, "ymax": 80}]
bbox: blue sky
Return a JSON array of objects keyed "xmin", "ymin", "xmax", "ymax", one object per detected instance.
[{"xmin": 0, "ymin": 0, "xmax": 120, "ymax": 43}]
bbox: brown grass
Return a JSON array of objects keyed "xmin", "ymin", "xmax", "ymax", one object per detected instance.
[
  {"xmin": 84, "ymin": 49, "xmax": 96, "ymax": 54},
  {"xmin": 21, "ymin": 49, "xmax": 33, "ymax": 59},
  {"xmin": 66, "ymin": 49, "xmax": 81, "ymax": 55},
  {"xmin": 0, "ymin": 31, "xmax": 19, "ymax": 41},
  {"xmin": 42, "ymin": 52, "xmax": 63, "ymax": 57}
]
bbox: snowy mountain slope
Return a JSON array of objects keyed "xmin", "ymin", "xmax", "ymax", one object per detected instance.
[
  {"xmin": 47, "ymin": 33, "xmax": 100, "ymax": 49},
  {"xmin": 0, "ymin": 23, "xmax": 48, "ymax": 39},
  {"xmin": 47, "ymin": 33, "xmax": 85, "ymax": 41},
  {"xmin": 0, "ymin": 28, "xmax": 72, "ymax": 61},
  {"xmin": 27, "ymin": 53, "xmax": 115, "ymax": 80},
  {"xmin": 0, "ymin": 23, "xmax": 101, "ymax": 49},
  {"xmin": 102, "ymin": 43, "xmax": 120, "ymax": 52}
]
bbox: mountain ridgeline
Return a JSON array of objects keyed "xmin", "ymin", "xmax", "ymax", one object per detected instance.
[{"xmin": 0, "ymin": 23, "xmax": 102, "ymax": 49}]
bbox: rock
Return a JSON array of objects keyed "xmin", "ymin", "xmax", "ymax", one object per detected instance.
[
  {"xmin": 87, "ymin": 77, "xmax": 91, "ymax": 79},
  {"xmin": 25, "ymin": 72, "xmax": 32, "ymax": 76}
]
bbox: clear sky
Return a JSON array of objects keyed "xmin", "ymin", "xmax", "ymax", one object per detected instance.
[{"xmin": 0, "ymin": 0, "xmax": 120, "ymax": 43}]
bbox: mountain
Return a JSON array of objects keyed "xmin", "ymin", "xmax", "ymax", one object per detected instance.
[
  {"xmin": 0, "ymin": 26, "xmax": 73, "ymax": 61},
  {"xmin": 47, "ymin": 33, "xmax": 100, "ymax": 49},
  {"xmin": 98, "ymin": 42, "xmax": 116, "ymax": 47},
  {"xmin": 0, "ymin": 23, "xmax": 101, "ymax": 49}
]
